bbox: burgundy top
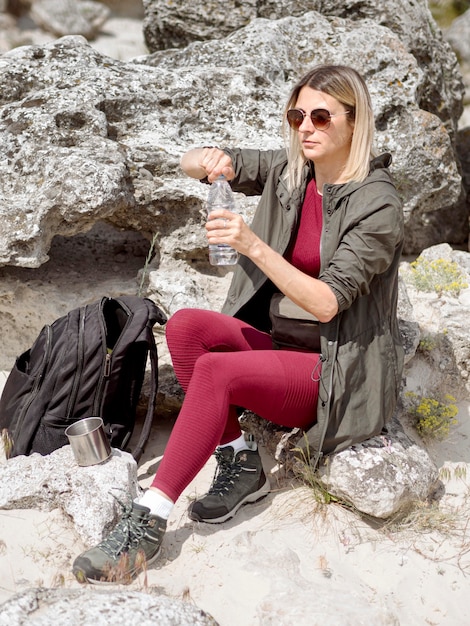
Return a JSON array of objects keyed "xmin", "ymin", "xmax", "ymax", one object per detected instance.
[{"xmin": 284, "ymin": 178, "xmax": 323, "ymax": 277}]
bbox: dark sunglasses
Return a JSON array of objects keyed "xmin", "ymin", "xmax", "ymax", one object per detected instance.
[{"xmin": 286, "ymin": 108, "xmax": 350, "ymax": 131}]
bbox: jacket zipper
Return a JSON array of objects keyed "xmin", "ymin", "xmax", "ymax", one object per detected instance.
[
  {"xmin": 11, "ymin": 325, "xmax": 53, "ymax": 441},
  {"xmin": 312, "ymin": 313, "xmax": 341, "ymax": 468}
]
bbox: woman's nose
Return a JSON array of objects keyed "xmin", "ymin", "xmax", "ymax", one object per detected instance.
[{"xmin": 299, "ymin": 114, "xmax": 315, "ymax": 132}]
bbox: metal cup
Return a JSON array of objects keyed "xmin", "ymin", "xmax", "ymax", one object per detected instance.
[{"xmin": 65, "ymin": 417, "xmax": 111, "ymax": 466}]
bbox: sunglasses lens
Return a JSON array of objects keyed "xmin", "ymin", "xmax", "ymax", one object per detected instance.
[
  {"xmin": 311, "ymin": 110, "xmax": 331, "ymax": 130},
  {"xmin": 287, "ymin": 109, "xmax": 333, "ymax": 130},
  {"xmin": 287, "ymin": 109, "xmax": 304, "ymax": 129}
]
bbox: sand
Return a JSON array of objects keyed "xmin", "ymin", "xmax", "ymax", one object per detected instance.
[{"xmin": 1, "ymin": 398, "xmax": 470, "ymax": 624}]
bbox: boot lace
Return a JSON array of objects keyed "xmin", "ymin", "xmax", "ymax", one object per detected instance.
[
  {"xmin": 99, "ymin": 495, "xmax": 147, "ymax": 558},
  {"xmin": 207, "ymin": 449, "xmax": 242, "ymax": 496}
]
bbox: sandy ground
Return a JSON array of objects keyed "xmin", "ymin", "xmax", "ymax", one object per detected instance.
[{"xmin": 1, "ymin": 403, "xmax": 470, "ymax": 625}]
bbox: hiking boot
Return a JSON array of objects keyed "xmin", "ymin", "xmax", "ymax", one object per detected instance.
[
  {"xmin": 72, "ymin": 500, "xmax": 166, "ymax": 584},
  {"xmin": 188, "ymin": 443, "xmax": 270, "ymax": 524}
]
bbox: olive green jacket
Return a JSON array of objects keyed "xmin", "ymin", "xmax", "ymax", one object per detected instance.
[{"xmin": 220, "ymin": 147, "xmax": 405, "ymax": 466}]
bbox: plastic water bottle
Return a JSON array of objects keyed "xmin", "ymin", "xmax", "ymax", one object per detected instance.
[{"xmin": 206, "ymin": 175, "xmax": 239, "ymax": 266}]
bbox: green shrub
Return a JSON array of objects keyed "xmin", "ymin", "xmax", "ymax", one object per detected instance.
[
  {"xmin": 408, "ymin": 257, "xmax": 468, "ymax": 296},
  {"xmin": 418, "ymin": 336, "xmax": 438, "ymax": 352},
  {"xmin": 405, "ymin": 392, "xmax": 458, "ymax": 440}
]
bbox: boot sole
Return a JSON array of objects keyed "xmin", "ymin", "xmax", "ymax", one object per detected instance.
[{"xmin": 188, "ymin": 477, "xmax": 270, "ymax": 524}]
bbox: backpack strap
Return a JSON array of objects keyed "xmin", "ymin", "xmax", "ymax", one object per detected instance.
[{"xmin": 131, "ymin": 334, "xmax": 158, "ymax": 463}]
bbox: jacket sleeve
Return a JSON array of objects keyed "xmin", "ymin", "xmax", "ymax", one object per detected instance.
[
  {"xmin": 223, "ymin": 148, "xmax": 287, "ymax": 196},
  {"xmin": 319, "ymin": 183, "xmax": 404, "ymax": 313}
]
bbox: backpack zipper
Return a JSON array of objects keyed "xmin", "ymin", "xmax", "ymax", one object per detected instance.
[
  {"xmin": 11, "ymin": 325, "xmax": 53, "ymax": 442},
  {"xmin": 104, "ymin": 350, "xmax": 112, "ymax": 377},
  {"xmin": 66, "ymin": 307, "xmax": 86, "ymax": 418},
  {"xmin": 93, "ymin": 351, "xmax": 111, "ymax": 416},
  {"xmin": 93, "ymin": 298, "xmax": 127, "ymax": 415}
]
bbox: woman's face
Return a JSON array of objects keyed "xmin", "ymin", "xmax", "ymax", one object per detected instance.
[{"xmin": 293, "ymin": 86, "xmax": 354, "ymax": 167}]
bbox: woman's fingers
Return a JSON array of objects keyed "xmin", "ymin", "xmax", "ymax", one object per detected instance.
[{"xmin": 200, "ymin": 148, "xmax": 235, "ymax": 181}]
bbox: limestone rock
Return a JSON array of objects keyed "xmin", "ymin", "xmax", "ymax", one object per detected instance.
[
  {"xmin": 142, "ymin": 0, "xmax": 258, "ymax": 51},
  {"xmin": 318, "ymin": 419, "xmax": 439, "ymax": 518},
  {"xmin": 0, "ymin": 588, "xmax": 218, "ymax": 626},
  {"xmin": 30, "ymin": 0, "xmax": 110, "ymax": 39},
  {"xmin": 446, "ymin": 9, "xmax": 470, "ymax": 129},
  {"xmin": 397, "ymin": 277, "xmax": 421, "ymax": 365},
  {"xmin": 0, "ymin": 7, "xmax": 466, "ymax": 274},
  {"xmin": 0, "ymin": 445, "xmax": 139, "ymax": 544},
  {"xmin": 445, "ymin": 8, "xmax": 470, "ymax": 66},
  {"xmin": 399, "ymin": 243, "xmax": 470, "ymax": 398},
  {"xmin": 142, "ymin": 0, "xmax": 464, "ymax": 131}
]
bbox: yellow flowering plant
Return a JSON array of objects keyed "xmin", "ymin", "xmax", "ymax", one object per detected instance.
[
  {"xmin": 405, "ymin": 391, "xmax": 458, "ymax": 440},
  {"xmin": 408, "ymin": 258, "xmax": 468, "ymax": 296}
]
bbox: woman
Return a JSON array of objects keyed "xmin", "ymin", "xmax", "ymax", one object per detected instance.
[{"xmin": 73, "ymin": 64, "xmax": 404, "ymax": 583}]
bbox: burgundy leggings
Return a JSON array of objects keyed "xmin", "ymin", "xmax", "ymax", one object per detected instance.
[{"xmin": 151, "ymin": 308, "xmax": 321, "ymax": 502}]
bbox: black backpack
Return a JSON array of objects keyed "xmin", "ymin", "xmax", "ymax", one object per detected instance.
[{"xmin": 0, "ymin": 295, "xmax": 167, "ymax": 462}]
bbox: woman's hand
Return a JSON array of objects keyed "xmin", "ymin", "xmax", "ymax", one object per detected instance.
[
  {"xmin": 206, "ymin": 209, "xmax": 261, "ymax": 258},
  {"xmin": 183, "ymin": 149, "xmax": 338, "ymax": 322},
  {"xmin": 180, "ymin": 147, "xmax": 235, "ymax": 182},
  {"xmin": 206, "ymin": 208, "xmax": 337, "ymax": 321}
]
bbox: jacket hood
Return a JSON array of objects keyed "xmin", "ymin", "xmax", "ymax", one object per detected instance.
[{"xmin": 321, "ymin": 153, "xmax": 395, "ymax": 202}]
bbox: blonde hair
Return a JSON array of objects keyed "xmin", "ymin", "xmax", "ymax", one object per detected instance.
[{"xmin": 283, "ymin": 65, "xmax": 376, "ymax": 190}]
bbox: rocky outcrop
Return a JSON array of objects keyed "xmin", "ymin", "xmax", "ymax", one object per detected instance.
[
  {"xmin": 0, "ymin": 446, "xmax": 139, "ymax": 544},
  {"xmin": 0, "ymin": 588, "xmax": 218, "ymax": 626},
  {"xmin": 30, "ymin": 0, "xmax": 110, "ymax": 39},
  {"xmin": 445, "ymin": 6, "xmax": 470, "ymax": 129},
  {"xmin": 317, "ymin": 419, "xmax": 440, "ymax": 519},
  {"xmin": 0, "ymin": 1, "xmax": 468, "ymax": 278},
  {"xmin": 0, "ymin": 4, "xmax": 469, "ymax": 624},
  {"xmin": 143, "ymin": 0, "xmax": 464, "ymax": 131},
  {"xmin": 446, "ymin": 7, "xmax": 470, "ymax": 68},
  {"xmin": 400, "ymin": 243, "xmax": 470, "ymax": 399}
]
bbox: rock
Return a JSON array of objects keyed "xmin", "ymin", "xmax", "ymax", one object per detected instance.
[
  {"xmin": 397, "ymin": 277, "xmax": 421, "ymax": 365},
  {"xmin": 30, "ymin": 0, "xmax": 110, "ymax": 39},
  {"xmin": 399, "ymin": 243, "xmax": 470, "ymax": 398},
  {"xmin": 142, "ymin": 0, "xmax": 465, "ymax": 133},
  {"xmin": 0, "ymin": 445, "xmax": 140, "ymax": 544},
  {"xmin": 445, "ymin": 8, "xmax": 470, "ymax": 66},
  {"xmin": 456, "ymin": 126, "xmax": 470, "ymax": 203},
  {"xmin": 442, "ymin": 6, "xmax": 470, "ymax": 130},
  {"xmin": 0, "ymin": 588, "xmax": 218, "ymax": 626},
  {"xmin": 317, "ymin": 419, "xmax": 440, "ymax": 518},
  {"xmin": 148, "ymin": 263, "xmax": 233, "ymax": 316},
  {"xmin": 142, "ymin": 0, "xmax": 257, "ymax": 51},
  {"xmin": 240, "ymin": 412, "xmax": 439, "ymax": 519},
  {"xmin": 0, "ymin": 5, "xmax": 467, "ymax": 275}
]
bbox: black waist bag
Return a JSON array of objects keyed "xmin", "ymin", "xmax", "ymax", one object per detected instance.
[
  {"xmin": 0, "ymin": 296, "xmax": 167, "ymax": 462},
  {"xmin": 269, "ymin": 293, "xmax": 321, "ymax": 353}
]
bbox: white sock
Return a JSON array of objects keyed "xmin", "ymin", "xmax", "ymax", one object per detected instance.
[
  {"xmin": 136, "ymin": 490, "xmax": 174, "ymax": 520},
  {"xmin": 219, "ymin": 433, "xmax": 250, "ymax": 454}
]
